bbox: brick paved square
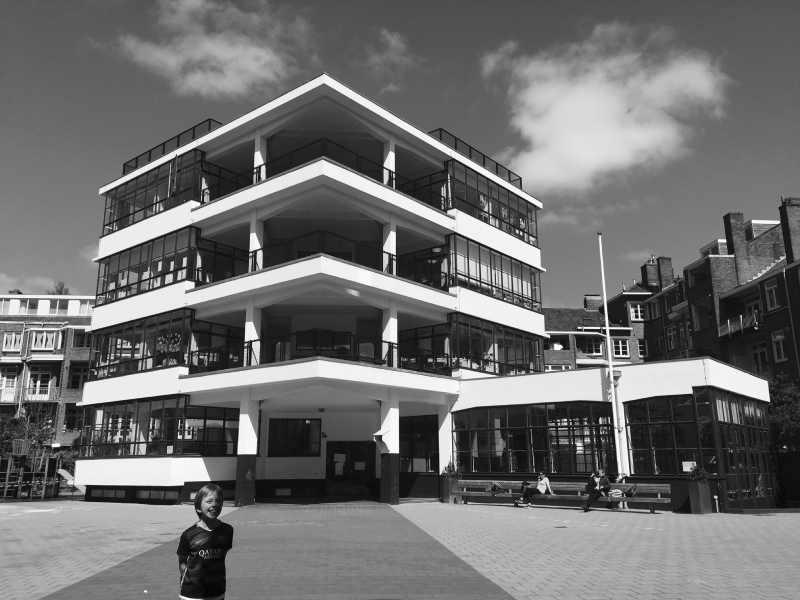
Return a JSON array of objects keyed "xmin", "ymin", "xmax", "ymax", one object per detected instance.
[
  {"xmin": 4, "ymin": 499, "xmax": 799, "ymax": 600},
  {"xmin": 395, "ymin": 503, "xmax": 800, "ymax": 600}
]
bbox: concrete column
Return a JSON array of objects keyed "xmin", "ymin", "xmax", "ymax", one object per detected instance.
[
  {"xmin": 249, "ymin": 210, "xmax": 264, "ymax": 272},
  {"xmin": 235, "ymin": 398, "xmax": 259, "ymax": 506},
  {"xmin": 382, "ymin": 135, "xmax": 396, "ymax": 186},
  {"xmin": 382, "ymin": 214, "xmax": 397, "ymax": 272},
  {"xmin": 254, "ymin": 130, "xmax": 267, "ymax": 182},
  {"xmin": 375, "ymin": 396, "xmax": 399, "ymax": 505},
  {"xmin": 245, "ymin": 297, "xmax": 261, "ymax": 366},
  {"xmin": 437, "ymin": 402, "xmax": 453, "ymax": 474},
  {"xmin": 382, "ymin": 300, "xmax": 398, "ymax": 367}
]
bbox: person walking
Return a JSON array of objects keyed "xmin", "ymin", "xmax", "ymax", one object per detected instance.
[
  {"xmin": 177, "ymin": 484, "xmax": 234, "ymax": 600},
  {"xmin": 583, "ymin": 469, "xmax": 610, "ymax": 512}
]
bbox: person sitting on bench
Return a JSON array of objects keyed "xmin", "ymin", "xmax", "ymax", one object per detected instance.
[
  {"xmin": 514, "ymin": 472, "xmax": 553, "ymax": 507},
  {"xmin": 583, "ymin": 469, "xmax": 611, "ymax": 512}
]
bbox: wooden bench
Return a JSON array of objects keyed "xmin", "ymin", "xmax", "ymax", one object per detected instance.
[{"xmin": 452, "ymin": 479, "xmax": 672, "ymax": 514}]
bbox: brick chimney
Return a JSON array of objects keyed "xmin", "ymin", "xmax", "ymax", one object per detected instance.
[
  {"xmin": 584, "ymin": 294, "xmax": 602, "ymax": 311},
  {"xmin": 724, "ymin": 212, "xmax": 747, "ymax": 283},
  {"xmin": 779, "ymin": 197, "xmax": 800, "ymax": 264},
  {"xmin": 640, "ymin": 254, "xmax": 659, "ymax": 290},
  {"xmin": 657, "ymin": 256, "xmax": 674, "ymax": 290}
]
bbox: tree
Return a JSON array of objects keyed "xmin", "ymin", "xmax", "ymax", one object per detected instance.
[
  {"xmin": 768, "ymin": 373, "xmax": 800, "ymax": 451},
  {"xmin": 46, "ymin": 281, "xmax": 70, "ymax": 295}
]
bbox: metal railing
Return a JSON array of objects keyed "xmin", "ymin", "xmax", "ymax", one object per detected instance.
[
  {"xmin": 199, "ymin": 138, "xmax": 450, "ymax": 213},
  {"xmin": 21, "ymin": 387, "xmax": 59, "ymax": 402},
  {"xmin": 718, "ymin": 311, "xmax": 760, "ymax": 338},
  {"xmin": 429, "ymin": 128, "xmax": 523, "ymax": 189},
  {"xmin": 195, "ymin": 252, "xmax": 251, "ymax": 286},
  {"xmin": 186, "ymin": 328, "xmax": 538, "ymax": 377},
  {"xmin": 123, "ymin": 118, "xmax": 222, "ymax": 174},
  {"xmin": 260, "ymin": 230, "xmax": 384, "ymax": 272},
  {"xmin": 385, "ymin": 254, "xmax": 450, "ymax": 289}
]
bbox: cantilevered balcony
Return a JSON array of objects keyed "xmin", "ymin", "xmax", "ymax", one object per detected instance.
[
  {"xmin": 718, "ymin": 311, "xmax": 760, "ymax": 338},
  {"xmin": 194, "ymin": 229, "xmax": 449, "ymax": 291},
  {"xmin": 187, "ymin": 329, "xmax": 453, "ymax": 375}
]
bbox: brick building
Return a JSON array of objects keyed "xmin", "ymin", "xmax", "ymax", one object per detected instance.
[
  {"xmin": 0, "ymin": 291, "xmax": 94, "ymax": 447},
  {"xmin": 544, "ymin": 294, "xmax": 644, "ymax": 370},
  {"xmin": 620, "ymin": 197, "xmax": 800, "ymax": 382}
]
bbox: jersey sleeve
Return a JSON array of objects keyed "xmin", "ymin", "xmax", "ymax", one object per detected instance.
[
  {"xmin": 225, "ymin": 525, "xmax": 234, "ymax": 550},
  {"xmin": 177, "ymin": 531, "xmax": 191, "ymax": 557}
]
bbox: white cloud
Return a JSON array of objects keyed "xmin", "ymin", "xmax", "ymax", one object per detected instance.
[
  {"xmin": 483, "ymin": 23, "xmax": 730, "ymax": 197},
  {"xmin": 79, "ymin": 244, "xmax": 98, "ymax": 265},
  {"xmin": 364, "ymin": 29, "xmax": 420, "ymax": 93},
  {"xmin": 619, "ymin": 249, "xmax": 656, "ymax": 262},
  {"xmin": 116, "ymin": 0, "xmax": 312, "ymax": 100},
  {"xmin": 0, "ymin": 273, "xmax": 58, "ymax": 295},
  {"xmin": 539, "ymin": 197, "xmax": 654, "ymax": 231}
]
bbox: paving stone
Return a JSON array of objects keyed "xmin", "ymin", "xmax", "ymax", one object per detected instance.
[{"xmin": 394, "ymin": 503, "xmax": 800, "ymax": 600}]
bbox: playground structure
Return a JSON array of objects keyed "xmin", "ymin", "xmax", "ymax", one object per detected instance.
[{"xmin": 1, "ymin": 439, "xmax": 65, "ymax": 501}]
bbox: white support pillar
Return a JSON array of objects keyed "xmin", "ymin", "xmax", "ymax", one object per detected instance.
[
  {"xmin": 375, "ymin": 396, "xmax": 399, "ymax": 504},
  {"xmin": 382, "ymin": 299, "xmax": 398, "ymax": 367},
  {"xmin": 382, "ymin": 214, "xmax": 397, "ymax": 273},
  {"xmin": 382, "ymin": 135, "xmax": 396, "ymax": 186},
  {"xmin": 245, "ymin": 297, "xmax": 261, "ymax": 366},
  {"xmin": 235, "ymin": 398, "xmax": 259, "ymax": 506},
  {"xmin": 437, "ymin": 402, "xmax": 453, "ymax": 473},
  {"xmin": 249, "ymin": 210, "xmax": 264, "ymax": 272},
  {"xmin": 254, "ymin": 130, "xmax": 267, "ymax": 182}
]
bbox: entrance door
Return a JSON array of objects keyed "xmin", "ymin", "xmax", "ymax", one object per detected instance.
[{"xmin": 325, "ymin": 441, "xmax": 377, "ymax": 497}]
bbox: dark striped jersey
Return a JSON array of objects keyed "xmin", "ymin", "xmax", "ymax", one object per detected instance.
[{"xmin": 177, "ymin": 522, "xmax": 234, "ymax": 600}]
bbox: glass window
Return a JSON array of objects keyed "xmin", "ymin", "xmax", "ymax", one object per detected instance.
[
  {"xmin": 771, "ymin": 330, "xmax": 787, "ymax": 362},
  {"xmin": 638, "ymin": 339, "xmax": 647, "ymax": 357},
  {"xmin": 3, "ymin": 332, "xmax": 22, "ymax": 352},
  {"xmin": 453, "ymin": 401, "xmax": 617, "ymax": 475},
  {"xmin": 764, "ymin": 279, "xmax": 779, "ymax": 311},
  {"xmin": 268, "ymin": 419, "xmax": 321, "ymax": 457},
  {"xmin": 49, "ymin": 299, "xmax": 69, "ymax": 315},
  {"xmin": 69, "ymin": 364, "xmax": 90, "ymax": 389},
  {"xmin": 400, "ymin": 415, "xmax": 439, "ymax": 473},
  {"xmin": 613, "ymin": 339, "xmax": 629, "ymax": 358},
  {"xmin": 630, "ymin": 303, "xmax": 644, "ymax": 321}
]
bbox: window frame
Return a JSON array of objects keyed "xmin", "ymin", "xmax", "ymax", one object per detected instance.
[
  {"xmin": 772, "ymin": 330, "xmax": 787, "ymax": 363},
  {"xmin": 268, "ymin": 418, "xmax": 322, "ymax": 457},
  {"xmin": 638, "ymin": 339, "xmax": 648, "ymax": 358},
  {"xmin": 585, "ymin": 337, "xmax": 603, "ymax": 355},
  {"xmin": 3, "ymin": 331, "xmax": 22, "ymax": 352},
  {"xmin": 630, "ymin": 303, "xmax": 645, "ymax": 322},
  {"xmin": 613, "ymin": 339, "xmax": 629, "ymax": 358},
  {"xmin": 764, "ymin": 279, "xmax": 779, "ymax": 311},
  {"xmin": 30, "ymin": 329, "xmax": 60, "ymax": 351},
  {"xmin": 49, "ymin": 299, "xmax": 69, "ymax": 315}
]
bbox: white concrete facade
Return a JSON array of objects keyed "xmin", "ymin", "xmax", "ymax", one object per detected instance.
[{"xmin": 76, "ymin": 75, "xmax": 775, "ymax": 508}]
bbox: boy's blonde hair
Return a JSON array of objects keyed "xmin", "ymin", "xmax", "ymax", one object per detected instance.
[{"xmin": 194, "ymin": 483, "xmax": 224, "ymax": 513}]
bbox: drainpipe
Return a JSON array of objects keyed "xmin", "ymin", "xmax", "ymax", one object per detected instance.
[{"xmin": 781, "ymin": 268, "xmax": 800, "ymax": 379}]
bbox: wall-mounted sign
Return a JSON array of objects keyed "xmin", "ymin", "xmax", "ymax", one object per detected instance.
[{"xmin": 682, "ymin": 461, "xmax": 697, "ymax": 472}]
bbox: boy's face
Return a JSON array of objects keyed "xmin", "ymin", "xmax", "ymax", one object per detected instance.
[{"xmin": 198, "ymin": 492, "xmax": 223, "ymax": 520}]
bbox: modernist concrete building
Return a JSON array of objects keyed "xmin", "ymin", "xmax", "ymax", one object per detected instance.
[
  {"xmin": 76, "ymin": 75, "xmax": 545, "ymax": 505},
  {"xmin": 75, "ymin": 75, "xmax": 774, "ymax": 511},
  {"xmin": 0, "ymin": 291, "xmax": 94, "ymax": 446}
]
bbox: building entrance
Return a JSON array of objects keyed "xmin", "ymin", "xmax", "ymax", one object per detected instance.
[{"xmin": 325, "ymin": 441, "xmax": 377, "ymax": 497}]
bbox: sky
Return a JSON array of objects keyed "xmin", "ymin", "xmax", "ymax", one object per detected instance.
[{"xmin": 2, "ymin": 0, "xmax": 800, "ymax": 307}]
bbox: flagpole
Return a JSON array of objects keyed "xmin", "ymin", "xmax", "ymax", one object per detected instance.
[{"xmin": 598, "ymin": 232, "xmax": 627, "ymax": 475}]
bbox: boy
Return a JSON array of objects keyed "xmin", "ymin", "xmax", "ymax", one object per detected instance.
[{"xmin": 177, "ymin": 484, "xmax": 234, "ymax": 600}]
